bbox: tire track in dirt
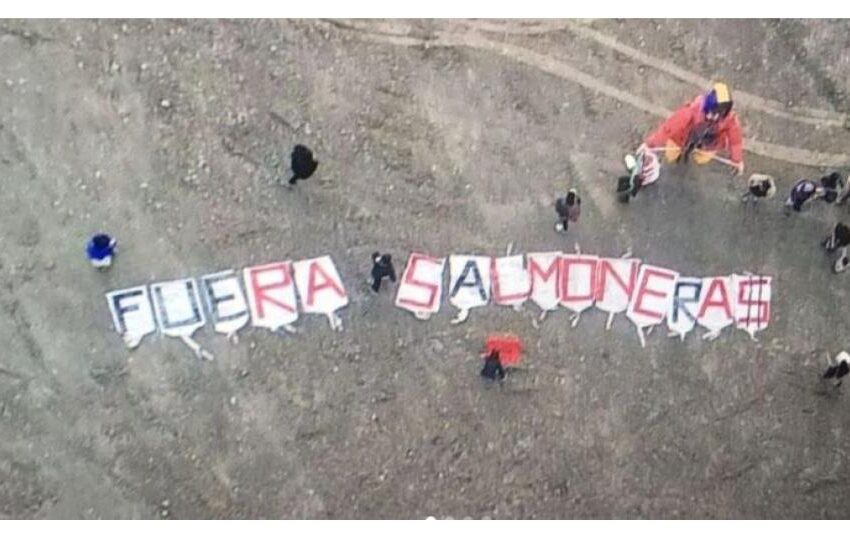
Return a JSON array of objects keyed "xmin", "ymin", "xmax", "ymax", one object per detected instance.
[
  {"xmin": 562, "ymin": 21, "xmax": 847, "ymax": 127},
  {"xmin": 320, "ymin": 19, "xmax": 850, "ymax": 169},
  {"xmin": 429, "ymin": 19, "xmax": 847, "ymax": 126}
]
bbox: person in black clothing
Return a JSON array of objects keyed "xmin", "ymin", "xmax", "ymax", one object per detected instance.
[
  {"xmin": 480, "ymin": 350, "xmax": 506, "ymax": 381},
  {"xmin": 835, "ymin": 174, "xmax": 850, "ymax": 205},
  {"xmin": 287, "ymin": 144, "xmax": 318, "ymax": 186},
  {"xmin": 821, "ymin": 222, "xmax": 850, "ymax": 273},
  {"xmin": 821, "ymin": 222, "xmax": 850, "ymax": 253},
  {"xmin": 824, "ymin": 351, "xmax": 850, "ymax": 388},
  {"xmin": 820, "ymin": 172, "xmax": 844, "ymax": 204},
  {"xmin": 784, "ymin": 178, "xmax": 823, "ymax": 213},
  {"xmin": 554, "ymin": 189, "xmax": 581, "ymax": 233},
  {"xmin": 740, "ymin": 174, "xmax": 776, "ymax": 204},
  {"xmin": 370, "ymin": 252, "xmax": 396, "ymax": 293}
]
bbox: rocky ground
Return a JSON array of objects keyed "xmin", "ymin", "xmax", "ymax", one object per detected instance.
[{"xmin": 0, "ymin": 19, "xmax": 849, "ymax": 518}]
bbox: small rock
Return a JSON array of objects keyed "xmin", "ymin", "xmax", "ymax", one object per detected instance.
[
  {"xmin": 160, "ymin": 99, "xmax": 171, "ymax": 109},
  {"xmin": 229, "ymin": 396, "xmax": 236, "ymax": 406},
  {"xmin": 161, "ymin": 499, "xmax": 170, "ymax": 508}
]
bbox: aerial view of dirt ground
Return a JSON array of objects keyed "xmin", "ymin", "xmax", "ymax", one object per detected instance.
[{"xmin": 1, "ymin": 18, "xmax": 849, "ymax": 519}]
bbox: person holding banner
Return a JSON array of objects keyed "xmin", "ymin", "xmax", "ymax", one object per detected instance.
[{"xmin": 640, "ymin": 82, "xmax": 744, "ymax": 176}]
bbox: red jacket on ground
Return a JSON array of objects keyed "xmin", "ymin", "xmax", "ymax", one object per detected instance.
[{"xmin": 644, "ymin": 94, "xmax": 744, "ymax": 165}]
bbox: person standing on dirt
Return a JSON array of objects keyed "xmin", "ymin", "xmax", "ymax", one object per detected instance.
[
  {"xmin": 640, "ymin": 82, "xmax": 744, "ymax": 175},
  {"xmin": 822, "ymin": 222, "xmax": 850, "ymax": 273},
  {"xmin": 287, "ymin": 144, "xmax": 318, "ymax": 186},
  {"xmin": 740, "ymin": 173, "xmax": 776, "ymax": 204},
  {"xmin": 823, "ymin": 351, "xmax": 850, "ymax": 389},
  {"xmin": 480, "ymin": 350, "xmax": 506, "ymax": 382},
  {"xmin": 86, "ymin": 233, "xmax": 118, "ymax": 270},
  {"xmin": 820, "ymin": 172, "xmax": 845, "ymax": 204},
  {"xmin": 554, "ymin": 189, "xmax": 581, "ymax": 233},
  {"xmin": 617, "ymin": 149, "xmax": 661, "ymax": 203},
  {"xmin": 784, "ymin": 178, "xmax": 823, "ymax": 213},
  {"xmin": 369, "ymin": 252, "xmax": 396, "ymax": 293},
  {"xmin": 835, "ymin": 174, "xmax": 850, "ymax": 205}
]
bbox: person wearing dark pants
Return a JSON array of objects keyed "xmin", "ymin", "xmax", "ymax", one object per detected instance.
[
  {"xmin": 370, "ymin": 252, "xmax": 396, "ymax": 293},
  {"xmin": 820, "ymin": 172, "xmax": 844, "ymax": 204},
  {"xmin": 784, "ymin": 179, "xmax": 823, "ymax": 213},
  {"xmin": 822, "ymin": 222, "xmax": 850, "ymax": 273},
  {"xmin": 554, "ymin": 189, "xmax": 581, "ymax": 233},
  {"xmin": 824, "ymin": 351, "xmax": 850, "ymax": 389},
  {"xmin": 740, "ymin": 173, "xmax": 776, "ymax": 204},
  {"xmin": 480, "ymin": 350, "xmax": 506, "ymax": 381},
  {"xmin": 836, "ymin": 175, "xmax": 850, "ymax": 205}
]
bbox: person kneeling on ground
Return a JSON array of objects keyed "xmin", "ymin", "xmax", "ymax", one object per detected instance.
[{"xmin": 554, "ymin": 189, "xmax": 581, "ymax": 233}]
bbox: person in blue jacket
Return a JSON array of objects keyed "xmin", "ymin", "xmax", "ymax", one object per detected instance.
[{"xmin": 86, "ymin": 233, "xmax": 118, "ymax": 270}]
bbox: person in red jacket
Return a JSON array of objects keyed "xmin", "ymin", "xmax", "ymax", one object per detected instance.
[{"xmin": 640, "ymin": 82, "xmax": 744, "ymax": 175}]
